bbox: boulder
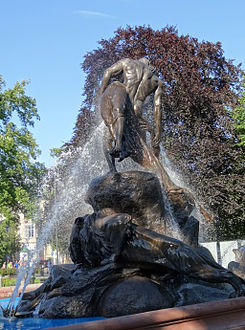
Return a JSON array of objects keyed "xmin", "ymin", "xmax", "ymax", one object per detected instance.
[
  {"xmin": 85, "ymin": 171, "xmax": 166, "ymax": 232},
  {"xmin": 98, "ymin": 276, "xmax": 175, "ymax": 317}
]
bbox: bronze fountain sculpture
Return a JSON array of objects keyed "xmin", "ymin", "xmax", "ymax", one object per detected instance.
[{"xmin": 16, "ymin": 58, "xmax": 245, "ymax": 318}]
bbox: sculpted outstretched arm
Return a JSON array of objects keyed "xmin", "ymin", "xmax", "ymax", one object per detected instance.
[
  {"xmin": 153, "ymin": 80, "xmax": 163, "ymax": 146},
  {"xmin": 101, "ymin": 60, "xmax": 124, "ymax": 95}
]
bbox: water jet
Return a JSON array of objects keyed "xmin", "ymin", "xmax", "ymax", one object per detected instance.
[{"xmin": 1, "ymin": 57, "xmax": 245, "ymax": 329}]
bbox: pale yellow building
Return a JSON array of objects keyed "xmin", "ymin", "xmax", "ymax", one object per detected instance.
[
  {"xmin": 18, "ymin": 213, "xmax": 37, "ymax": 262},
  {"xmin": 18, "ymin": 212, "xmax": 70, "ymax": 264}
]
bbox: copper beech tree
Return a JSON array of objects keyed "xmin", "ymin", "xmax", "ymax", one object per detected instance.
[{"xmin": 69, "ymin": 26, "xmax": 244, "ymax": 239}]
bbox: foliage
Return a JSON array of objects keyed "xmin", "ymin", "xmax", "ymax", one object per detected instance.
[
  {"xmin": 70, "ymin": 25, "xmax": 244, "ymax": 240},
  {"xmin": 1, "ymin": 277, "xmax": 16, "ymax": 287},
  {"xmin": 50, "ymin": 147, "xmax": 66, "ymax": 158},
  {"xmin": 0, "ymin": 76, "xmax": 46, "ymax": 262},
  {"xmin": 66, "ymin": 107, "xmax": 95, "ymax": 148},
  {"xmin": 231, "ymin": 78, "xmax": 245, "ymax": 147},
  {"xmin": 0, "ymin": 219, "xmax": 21, "ymax": 264},
  {"xmin": 34, "ymin": 267, "xmax": 41, "ymax": 275},
  {"xmin": 0, "ymin": 268, "xmax": 18, "ymax": 276},
  {"xmin": 34, "ymin": 278, "xmax": 41, "ymax": 284}
]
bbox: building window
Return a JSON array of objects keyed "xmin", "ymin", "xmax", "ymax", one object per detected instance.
[{"xmin": 25, "ymin": 224, "xmax": 35, "ymax": 238}]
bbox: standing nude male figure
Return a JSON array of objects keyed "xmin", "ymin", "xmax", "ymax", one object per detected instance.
[
  {"xmin": 101, "ymin": 57, "xmax": 163, "ymax": 158},
  {"xmin": 100, "ymin": 58, "xmax": 214, "ymax": 226}
]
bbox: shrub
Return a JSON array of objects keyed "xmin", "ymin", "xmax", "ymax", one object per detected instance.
[
  {"xmin": 0, "ymin": 268, "xmax": 17, "ymax": 276},
  {"xmin": 1, "ymin": 277, "xmax": 16, "ymax": 287}
]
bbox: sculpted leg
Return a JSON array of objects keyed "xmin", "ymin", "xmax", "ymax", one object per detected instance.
[
  {"xmin": 103, "ymin": 128, "xmax": 117, "ymax": 172},
  {"xmin": 190, "ymin": 263, "xmax": 245, "ymax": 295},
  {"xmin": 123, "ymin": 225, "xmax": 245, "ymax": 295},
  {"xmin": 109, "ymin": 113, "xmax": 125, "ymax": 158},
  {"xmin": 110, "ymin": 113, "xmax": 131, "ymax": 162}
]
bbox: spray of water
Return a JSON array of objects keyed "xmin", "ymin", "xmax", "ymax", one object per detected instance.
[
  {"xmin": 5, "ymin": 120, "xmax": 144, "ymax": 315},
  {"xmin": 159, "ymin": 146, "xmax": 215, "ymax": 242},
  {"xmin": 5, "ymin": 116, "xmax": 209, "ymax": 315}
]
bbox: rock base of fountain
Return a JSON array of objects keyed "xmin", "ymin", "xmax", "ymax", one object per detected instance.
[
  {"xmin": 21, "ymin": 264, "xmax": 233, "ymax": 318},
  {"xmin": 16, "ymin": 171, "xmax": 245, "ymax": 318}
]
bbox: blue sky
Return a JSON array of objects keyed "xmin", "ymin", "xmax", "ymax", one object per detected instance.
[{"xmin": 1, "ymin": 0, "xmax": 244, "ymax": 167}]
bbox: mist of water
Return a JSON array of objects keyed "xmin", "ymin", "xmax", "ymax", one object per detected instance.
[
  {"xmin": 6, "ymin": 120, "xmax": 144, "ymax": 314},
  {"xmin": 7, "ymin": 117, "xmax": 209, "ymax": 315}
]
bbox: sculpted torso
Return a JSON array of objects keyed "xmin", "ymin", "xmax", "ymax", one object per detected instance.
[{"xmin": 119, "ymin": 59, "xmax": 159, "ymax": 104}]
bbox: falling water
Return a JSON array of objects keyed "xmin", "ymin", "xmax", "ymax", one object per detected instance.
[
  {"xmin": 159, "ymin": 146, "xmax": 215, "ymax": 242},
  {"xmin": 6, "ymin": 117, "xmax": 208, "ymax": 315},
  {"xmin": 6, "ymin": 120, "xmax": 143, "ymax": 315}
]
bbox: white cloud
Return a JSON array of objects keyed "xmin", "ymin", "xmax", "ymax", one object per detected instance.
[{"xmin": 74, "ymin": 10, "xmax": 116, "ymax": 19}]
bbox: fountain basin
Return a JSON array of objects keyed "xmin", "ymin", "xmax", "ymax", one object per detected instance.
[
  {"xmin": 0, "ymin": 297, "xmax": 104, "ymax": 330},
  {"xmin": 2, "ymin": 297, "xmax": 245, "ymax": 329},
  {"xmin": 0, "ymin": 283, "xmax": 41, "ymax": 299},
  {"xmin": 0, "ymin": 315, "xmax": 104, "ymax": 330},
  {"xmin": 46, "ymin": 297, "xmax": 245, "ymax": 330}
]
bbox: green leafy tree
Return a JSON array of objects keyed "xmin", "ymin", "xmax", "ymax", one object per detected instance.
[
  {"xmin": 0, "ymin": 220, "xmax": 20, "ymax": 265},
  {"xmin": 50, "ymin": 147, "xmax": 66, "ymax": 158},
  {"xmin": 0, "ymin": 76, "xmax": 45, "ymax": 263},
  {"xmin": 231, "ymin": 78, "xmax": 245, "ymax": 147}
]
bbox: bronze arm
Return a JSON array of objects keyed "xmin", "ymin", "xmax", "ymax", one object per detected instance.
[
  {"xmin": 101, "ymin": 61, "xmax": 124, "ymax": 95},
  {"xmin": 153, "ymin": 80, "xmax": 163, "ymax": 146}
]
